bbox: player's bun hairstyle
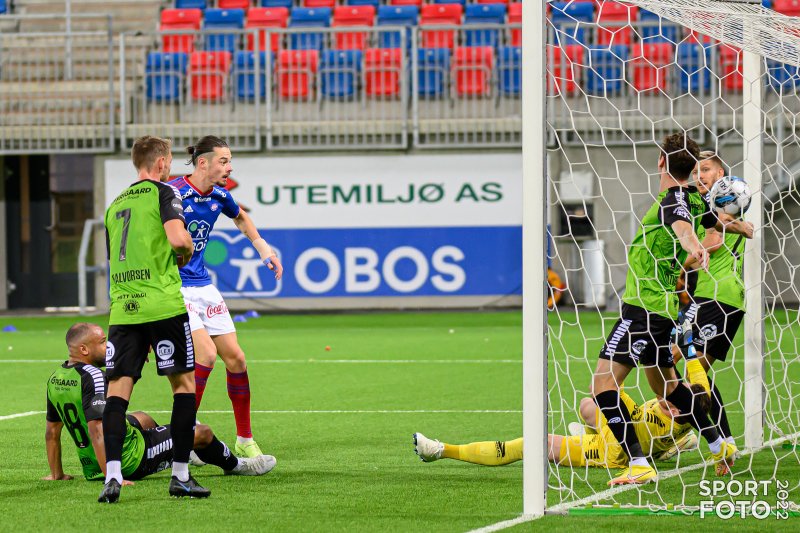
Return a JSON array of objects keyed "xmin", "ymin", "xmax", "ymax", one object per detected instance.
[
  {"xmin": 660, "ymin": 132, "xmax": 700, "ymax": 182},
  {"xmin": 186, "ymin": 135, "xmax": 229, "ymax": 166},
  {"xmin": 674, "ymin": 383, "xmax": 712, "ymax": 425},
  {"xmin": 698, "ymin": 150, "xmax": 728, "ymax": 176},
  {"xmin": 131, "ymin": 135, "xmax": 172, "ymax": 171}
]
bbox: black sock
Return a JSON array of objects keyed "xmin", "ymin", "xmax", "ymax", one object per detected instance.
[
  {"xmin": 594, "ymin": 390, "xmax": 645, "ymax": 460},
  {"xmin": 194, "ymin": 436, "xmax": 239, "ymax": 471},
  {"xmin": 666, "ymin": 384, "xmax": 720, "ymax": 443},
  {"xmin": 171, "ymin": 393, "xmax": 197, "ymax": 464},
  {"xmin": 710, "ymin": 382, "xmax": 732, "ymax": 439},
  {"xmin": 103, "ymin": 396, "xmax": 129, "ymax": 463}
]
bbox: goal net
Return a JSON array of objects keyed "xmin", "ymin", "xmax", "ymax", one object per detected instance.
[{"xmin": 529, "ymin": 0, "xmax": 800, "ymax": 517}]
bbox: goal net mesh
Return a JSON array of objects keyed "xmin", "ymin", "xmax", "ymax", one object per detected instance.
[{"xmin": 545, "ymin": 0, "xmax": 800, "ymax": 512}]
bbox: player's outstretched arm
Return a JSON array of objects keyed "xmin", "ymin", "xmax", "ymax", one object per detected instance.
[
  {"xmin": 714, "ymin": 213, "xmax": 754, "ymax": 238},
  {"xmin": 43, "ymin": 420, "xmax": 72, "ymax": 480},
  {"xmin": 671, "ymin": 220, "xmax": 709, "ymax": 271},
  {"xmin": 233, "ymin": 210, "xmax": 283, "ymax": 280},
  {"xmin": 164, "ymin": 219, "xmax": 193, "ymax": 268}
]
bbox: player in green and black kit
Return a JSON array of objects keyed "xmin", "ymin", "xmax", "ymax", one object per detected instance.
[
  {"xmin": 101, "ymin": 135, "xmax": 203, "ymax": 503},
  {"xmin": 45, "ymin": 323, "xmax": 276, "ymax": 483},
  {"xmin": 591, "ymin": 133, "xmax": 748, "ymax": 486}
]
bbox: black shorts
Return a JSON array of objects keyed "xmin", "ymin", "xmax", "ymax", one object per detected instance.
[
  {"xmin": 598, "ymin": 303, "xmax": 676, "ymax": 368},
  {"xmin": 128, "ymin": 424, "xmax": 174, "ymax": 480},
  {"xmin": 680, "ymin": 297, "xmax": 744, "ymax": 362},
  {"xmin": 106, "ymin": 313, "xmax": 195, "ymax": 382}
]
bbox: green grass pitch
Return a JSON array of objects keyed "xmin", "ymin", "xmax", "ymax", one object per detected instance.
[{"xmin": 0, "ymin": 311, "xmax": 796, "ymax": 531}]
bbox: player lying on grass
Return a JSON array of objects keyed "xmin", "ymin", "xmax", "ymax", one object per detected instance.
[
  {"xmin": 45, "ymin": 323, "xmax": 276, "ymax": 485},
  {"xmin": 672, "ymin": 150, "xmax": 752, "ymax": 475},
  {"xmin": 413, "ymin": 384, "xmax": 707, "ymax": 469}
]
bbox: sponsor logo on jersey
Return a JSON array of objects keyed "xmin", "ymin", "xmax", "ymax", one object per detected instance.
[
  {"xmin": 193, "ymin": 197, "xmax": 212, "ymax": 203},
  {"xmin": 206, "ymin": 302, "xmax": 229, "ymax": 319},
  {"xmin": 699, "ymin": 324, "xmax": 718, "ymax": 340},
  {"xmin": 92, "ymin": 399, "xmax": 106, "ymax": 406},
  {"xmin": 123, "ymin": 299, "xmax": 140, "ymax": 315},
  {"xmin": 156, "ymin": 340, "xmax": 175, "ymax": 360},
  {"xmin": 50, "ymin": 377, "xmax": 78, "ymax": 387},
  {"xmin": 631, "ymin": 339, "xmax": 648, "ymax": 355},
  {"xmin": 111, "ymin": 268, "xmax": 152, "ymax": 284},
  {"xmin": 211, "ymin": 203, "xmax": 218, "ymax": 211},
  {"xmin": 607, "ymin": 417, "xmax": 622, "ymax": 424},
  {"xmin": 106, "ymin": 341, "xmax": 116, "ymax": 359},
  {"xmin": 185, "ymin": 205, "xmax": 194, "ymax": 213}
]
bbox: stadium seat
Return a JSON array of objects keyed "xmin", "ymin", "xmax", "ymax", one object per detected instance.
[
  {"xmin": 762, "ymin": 0, "xmax": 773, "ymax": 8},
  {"xmin": 288, "ymin": 7, "xmax": 332, "ymax": 50},
  {"xmin": 719, "ymin": 45, "xmax": 743, "ymax": 91},
  {"xmin": 176, "ymin": 0, "xmax": 206, "ymax": 8},
  {"xmin": 420, "ymin": 4, "xmax": 463, "ymax": 49},
  {"xmin": 246, "ymin": 7, "xmax": 289, "ymax": 53},
  {"xmin": 188, "ymin": 51, "xmax": 232, "ymax": 101},
  {"xmin": 463, "ymin": 4, "xmax": 506, "ymax": 48},
  {"xmin": 145, "ymin": 52, "xmax": 189, "ymax": 103},
  {"xmin": 304, "ymin": 0, "xmax": 336, "ymax": 7},
  {"xmin": 376, "ymin": 5, "xmax": 418, "ymax": 49},
  {"xmin": 204, "ymin": 8, "xmax": 246, "ymax": 53},
  {"xmin": 390, "ymin": 0, "xmax": 422, "ymax": 5},
  {"xmin": 433, "ymin": 0, "xmax": 466, "ymax": 4},
  {"xmin": 630, "ymin": 42, "xmax": 673, "ymax": 92},
  {"xmin": 477, "ymin": 0, "xmax": 508, "ymax": 3},
  {"xmin": 219, "ymin": 0, "xmax": 250, "ymax": 8},
  {"xmin": 498, "ymin": 46, "xmax": 521, "ymax": 97},
  {"xmin": 676, "ymin": 42, "xmax": 711, "ymax": 93},
  {"xmin": 550, "ymin": 1, "xmax": 594, "ymax": 47},
  {"xmin": 417, "ymin": 48, "xmax": 451, "ymax": 97},
  {"xmin": 332, "ymin": 5, "xmax": 376, "ymax": 50},
  {"xmin": 452, "ymin": 46, "xmax": 494, "ymax": 97},
  {"xmin": 233, "ymin": 50, "xmax": 270, "ymax": 100},
  {"xmin": 774, "ymin": 0, "xmax": 800, "ymax": 16},
  {"xmin": 320, "ymin": 50, "xmax": 363, "ymax": 98},
  {"xmin": 766, "ymin": 59, "xmax": 800, "ymax": 90},
  {"xmin": 508, "ymin": 2, "xmax": 521, "ymax": 47},
  {"xmin": 639, "ymin": 9, "xmax": 680, "ymax": 44},
  {"xmin": 596, "ymin": 1, "xmax": 638, "ymax": 46},
  {"xmin": 347, "ymin": 0, "xmax": 380, "ymax": 7},
  {"xmin": 365, "ymin": 48, "xmax": 403, "ymax": 98},
  {"xmin": 261, "ymin": 0, "xmax": 293, "ymax": 7},
  {"xmin": 0, "ymin": 0, "xmax": 5, "ymax": 14},
  {"xmin": 276, "ymin": 49, "xmax": 319, "ymax": 99},
  {"xmin": 586, "ymin": 46, "xmax": 628, "ymax": 95},
  {"xmin": 547, "ymin": 44, "xmax": 584, "ymax": 95},
  {"xmin": 161, "ymin": 8, "xmax": 203, "ymax": 53}
]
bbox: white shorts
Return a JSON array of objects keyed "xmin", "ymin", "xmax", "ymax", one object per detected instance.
[{"xmin": 181, "ymin": 285, "xmax": 236, "ymax": 336}]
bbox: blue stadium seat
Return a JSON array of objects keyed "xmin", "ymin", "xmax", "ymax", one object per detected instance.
[
  {"xmin": 676, "ymin": 42, "xmax": 711, "ymax": 93},
  {"xmin": 498, "ymin": 46, "xmax": 521, "ymax": 97},
  {"xmin": 0, "ymin": 0, "xmax": 8, "ymax": 13},
  {"xmin": 176, "ymin": 0, "xmax": 207, "ymax": 8},
  {"xmin": 417, "ymin": 48, "xmax": 450, "ymax": 97},
  {"xmin": 433, "ymin": 0, "xmax": 466, "ymax": 5},
  {"xmin": 464, "ymin": 4, "xmax": 506, "ymax": 48},
  {"xmin": 762, "ymin": 0, "xmax": 773, "ymax": 8},
  {"xmin": 288, "ymin": 7, "xmax": 332, "ymax": 50},
  {"xmin": 204, "ymin": 8, "xmax": 246, "ymax": 52},
  {"xmin": 234, "ymin": 50, "xmax": 272, "ymax": 100},
  {"xmin": 550, "ymin": 1, "xmax": 594, "ymax": 47},
  {"xmin": 376, "ymin": 5, "xmax": 418, "ymax": 49},
  {"xmin": 586, "ymin": 45, "xmax": 629, "ymax": 95},
  {"xmin": 320, "ymin": 50, "xmax": 363, "ymax": 98},
  {"xmin": 261, "ymin": 0, "xmax": 293, "ymax": 7},
  {"xmin": 639, "ymin": 9, "xmax": 680, "ymax": 44},
  {"xmin": 145, "ymin": 52, "xmax": 189, "ymax": 103},
  {"xmin": 346, "ymin": 0, "xmax": 380, "ymax": 7},
  {"xmin": 766, "ymin": 59, "xmax": 800, "ymax": 90}
]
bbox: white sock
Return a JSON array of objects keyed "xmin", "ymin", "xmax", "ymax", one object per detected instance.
[
  {"xmin": 708, "ymin": 436, "xmax": 724, "ymax": 454},
  {"xmin": 172, "ymin": 461, "xmax": 190, "ymax": 482},
  {"xmin": 231, "ymin": 458, "xmax": 245, "ymax": 472},
  {"xmin": 725, "ymin": 436, "xmax": 736, "ymax": 446},
  {"xmin": 237, "ymin": 436, "xmax": 254, "ymax": 445},
  {"xmin": 106, "ymin": 461, "xmax": 122, "ymax": 484},
  {"xmin": 629, "ymin": 457, "xmax": 649, "ymax": 468}
]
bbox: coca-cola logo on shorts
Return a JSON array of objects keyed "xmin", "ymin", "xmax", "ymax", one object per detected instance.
[{"xmin": 206, "ymin": 302, "xmax": 228, "ymax": 319}]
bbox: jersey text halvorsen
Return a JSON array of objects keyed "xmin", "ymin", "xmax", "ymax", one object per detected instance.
[{"xmin": 112, "ymin": 269, "xmax": 152, "ymax": 284}]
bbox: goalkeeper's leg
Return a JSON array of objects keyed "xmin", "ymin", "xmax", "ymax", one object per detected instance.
[{"xmin": 443, "ymin": 438, "xmax": 523, "ymax": 466}]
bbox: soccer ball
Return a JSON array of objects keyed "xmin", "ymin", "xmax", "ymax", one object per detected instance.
[{"xmin": 709, "ymin": 176, "xmax": 751, "ymax": 216}]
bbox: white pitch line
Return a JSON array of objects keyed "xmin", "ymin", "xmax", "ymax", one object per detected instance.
[
  {"xmin": 0, "ymin": 410, "xmax": 44, "ymax": 421},
  {"xmin": 171, "ymin": 409, "xmax": 522, "ymax": 415},
  {"xmin": 0, "ymin": 359, "xmax": 521, "ymax": 364},
  {"xmin": 468, "ymin": 430, "xmax": 800, "ymax": 533}
]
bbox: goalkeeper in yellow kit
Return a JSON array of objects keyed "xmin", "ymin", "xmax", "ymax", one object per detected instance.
[{"xmin": 413, "ymin": 384, "xmax": 708, "ymax": 469}]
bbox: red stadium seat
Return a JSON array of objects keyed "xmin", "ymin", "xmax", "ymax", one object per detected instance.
[
  {"xmin": 596, "ymin": 1, "xmax": 638, "ymax": 46},
  {"xmin": 631, "ymin": 42, "xmax": 673, "ymax": 91},
  {"xmin": 303, "ymin": 0, "xmax": 336, "ymax": 7},
  {"xmin": 277, "ymin": 49, "xmax": 320, "ymax": 99},
  {"xmin": 476, "ymin": 0, "xmax": 508, "ymax": 3},
  {"xmin": 246, "ymin": 7, "xmax": 289, "ymax": 53},
  {"xmin": 547, "ymin": 44, "xmax": 584, "ymax": 95},
  {"xmin": 774, "ymin": 0, "xmax": 800, "ymax": 16},
  {"xmin": 452, "ymin": 46, "xmax": 494, "ymax": 97},
  {"xmin": 332, "ymin": 5, "xmax": 376, "ymax": 50},
  {"xmin": 189, "ymin": 51, "xmax": 232, "ymax": 101},
  {"xmin": 219, "ymin": 0, "xmax": 250, "ymax": 8},
  {"xmin": 508, "ymin": 2, "xmax": 521, "ymax": 47},
  {"xmin": 420, "ymin": 4, "xmax": 463, "ymax": 49},
  {"xmin": 161, "ymin": 8, "xmax": 202, "ymax": 53},
  {"xmin": 365, "ymin": 47, "xmax": 403, "ymax": 97},
  {"xmin": 719, "ymin": 44, "xmax": 743, "ymax": 91}
]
